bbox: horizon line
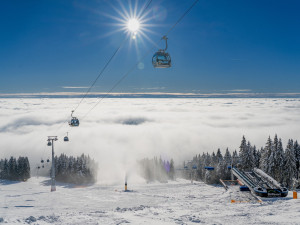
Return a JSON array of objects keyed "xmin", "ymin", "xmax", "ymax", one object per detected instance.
[{"xmin": 1, "ymin": 91, "xmax": 300, "ymax": 98}]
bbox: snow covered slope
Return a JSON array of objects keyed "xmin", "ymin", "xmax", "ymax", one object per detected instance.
[{"xmin": 0, "ymin": 177, "xmax": 299, "ymax": 224}]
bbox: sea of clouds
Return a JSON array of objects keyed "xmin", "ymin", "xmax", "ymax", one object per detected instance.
[{"xmin": 1, "ymin": 98, "xmax": 300, "ymax": 184}]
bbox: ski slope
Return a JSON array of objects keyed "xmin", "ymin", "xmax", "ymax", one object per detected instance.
[{"xmin": 0, "ymin": 177, "xmax": 299, "ymax": 224}]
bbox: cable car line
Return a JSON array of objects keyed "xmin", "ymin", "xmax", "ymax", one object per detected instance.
[
  {"xmin": 165, "ymin": 0, "xmax": 199, "ymax": 36},
  {"xmin": 152, "ymin": 0, "xmax": 199, "ymax": 68},
  {"xmin": 38, "ymin": 0, "xmax": 155, "ymax": 160},
  {"xmin": 51, "ymin": 30, "xmax": 128, "ymax": 132},
  {"xmin": 61, "ymin": 0, "xmax": 155, "ymax": 129},
  {"xmin": 57, "ymin": 0, "xmax": 154, "ymax": 131},
  {"xmin": 72, "ymin": 0, "xmax": 153, "ymax": 114},
  {"xmin": 81, "ymin": 44, "xmax": 158, "ymax": 120},
  {"xmin": 72, "ymin": 37, "xmax": 128, "ymax": 113},
  {"xmin": 79, "ymin": 0, "xmax": 199, "ymax": 120},
  {"xmin": 42, "ymin": 0, "xmax": 197, "ymax": 156},
  {"xmin": 140, "ymin": 0, "xmax": 153, "ymax": 17}
]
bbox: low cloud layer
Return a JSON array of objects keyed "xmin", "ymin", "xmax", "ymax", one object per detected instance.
[{"xmin": 1, "ymin": 98, "xmax": 300, "ymax": 184}]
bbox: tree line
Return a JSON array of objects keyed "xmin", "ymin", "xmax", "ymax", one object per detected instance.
[
  {"xmin": 182, "ymin": 135, "xmax": 300, "ymax": 189},
  {"xmin": 54, "ymin": 153, "xmax": 98, "ymax": 184},
  {"xmin": 138, "ymin": 156, "xmax": 175, "ymax": 182},
  {"xmin": 0, "ymin": 156, "xmax": 30, "ymax": 181}
]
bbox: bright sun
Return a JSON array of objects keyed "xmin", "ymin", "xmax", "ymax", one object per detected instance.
[
  {"xmin": 103, "ymin": 1, "xmax": 153, "ymax": 43},
  {"xmin": 127, "ymin": 18, "xmax": 140, "ymax": 32}
]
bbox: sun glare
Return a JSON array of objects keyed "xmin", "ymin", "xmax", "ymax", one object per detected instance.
[
  {"xmin": 127, "ymin": 18, "xmax": 140, "ymax": 32},
  {"xmin": 102, "ymin": 0, "xmax": 157, "ymax": 49}
]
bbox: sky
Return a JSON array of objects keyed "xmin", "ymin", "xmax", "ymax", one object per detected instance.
[{"xmin": 0, "ymin": 0, "xmax": 300, "ymax": 94}]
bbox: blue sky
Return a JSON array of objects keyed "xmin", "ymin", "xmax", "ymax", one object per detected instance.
[{"xmin": 0, "ymin": 0, "xmax": 300, "ymax": 94}]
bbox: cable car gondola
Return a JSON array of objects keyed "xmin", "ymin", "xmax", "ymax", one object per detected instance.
[
  {"xmin": 152, "ymin": 36, "xmax": 171, "ymax": 68},
  {"xmin": 69, "ymin": 110, "xmax": 79, "ymax": 127},
  {"xmin": 64, "ymin": 132, "xmax": 69, "ymax": 142}
]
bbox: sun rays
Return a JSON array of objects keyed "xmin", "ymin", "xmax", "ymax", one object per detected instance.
[{"xmin": 101, "ymin": 0, "xmax": 160, "ymax": 54}]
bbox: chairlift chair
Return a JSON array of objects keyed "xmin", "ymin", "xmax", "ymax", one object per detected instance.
[
  {"xmin": 47, "ymin": 141, "xmax": 51, "ymax": 146},
  {"xmin": 152, "ymin": 36, "xmax": 171, "ymax": 68}
]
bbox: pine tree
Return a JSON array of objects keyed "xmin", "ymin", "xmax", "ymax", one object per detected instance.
[
  {"xmin": 256, "ymin": 148, "xmax": 261, "ymax": 168},
  {"xmin": 169, "ymin": 159, "xmax": 175, "ymax": 180},
  {"xmin": 239, "ymin": 136, "xmax": 254, "ymax": 171},
  {"xmin": 239, "ymin": 136, "xmax": 247, "ymax": 168},
  {"xmin": 294, "ymin": 140, "xmax": 300, "ymax": 179},
  {"xmin": 267, "ymin": 135, "xmax": 278, "ymax": 178},
  {"xmin": 232, "ymin": 150, "xmax": 239, "ymax": 166},
  {"xmin": 217, "ymin": 159, "xmax": 229, "ymax": 180},
  {"xmin": 23, "ymin": 157, "xmax": 30, "ymax": 180},
  {"xmin": 8, "ymin": 157, "xmax": 17, "ymax": 180},
  {"xmin": 274, "ymin": 138, "xmax": 285, "ymax": 182},
  {"xmin": 283, "ymin": 139, "xmax": 297, "ymax": 188},
  {"xmin": 204, "ymin": 153, "xmax": 211, "ymax": 166},
  {"xmin": 216, "ymin": 149, "xmax": 223, "ymax": 163},
  {"xmin": 53, "ymin": 154, "xmax": 96, "ymax": 184},
  {"xmin": 0, "ymin": 159, "xmax": 8, "ymax": 179},
  {"xmin": 261, "ymin": 136, "xmax": 272, "ymax": 173},
  {"xmin": 76, "ymin": 157, "xmax": 83, "ymax": 177},
  {"xmin": 247, "ymin": 141, "xmax": 255, "ymax": 169},
  {"xmin": 198, "ymin": 153, "xmax": 206, "ymax": 180},
  {"xmin": 17, "ymin": 157, "xmax": 24, "ymax": 180},
  {"xmin": 211, "ymin": 152, "xmax": 217, "ymax": 166},
  {"xmin": 252, "ymin": 146, "xmax": 259, "ymax": 168},
  {"xmin": 224, "ymin": 148, "xmax": 232, "ymax": 166},
  {"xmin": 0, "ymin": 159, "xmax": 3, "ymax": 170}
]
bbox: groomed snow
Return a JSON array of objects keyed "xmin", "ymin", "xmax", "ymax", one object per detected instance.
[{"xmin": 0, "ymin": 177, "xmax": 299, "ymax": 224}]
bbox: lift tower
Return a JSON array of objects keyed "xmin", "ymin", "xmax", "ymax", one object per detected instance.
[{"xmin": 47, "ymin": 136, "xmax": 58, "ymax": 192}]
